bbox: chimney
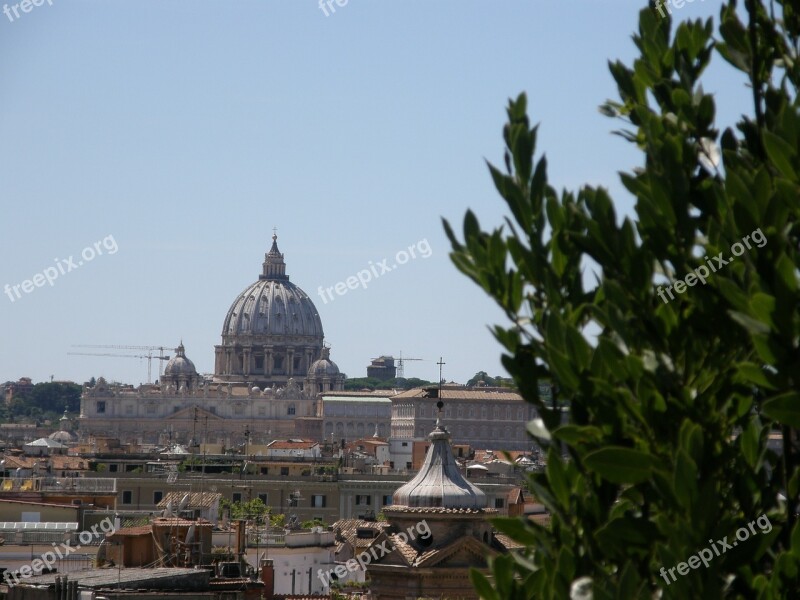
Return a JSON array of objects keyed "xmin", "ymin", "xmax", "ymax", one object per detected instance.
[
  {"xmin": 235, "ymin": 520, "xmax": 246, "ymax": 555},
  {"xmin": 260, "ymin": 558, "xmax": 275, "ymax": 599}
]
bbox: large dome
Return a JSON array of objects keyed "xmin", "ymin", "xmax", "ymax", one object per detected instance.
[
  {"xmin": 221, "ymin": 235, "xmax": 323, "ymax": 339},
  {"xmin": 222, "ymin": 279, "xmax": 323, "ymax": 339},
  {"xmin": 214, "ymin": 234, "xmax": 326, "ymax": 386}
]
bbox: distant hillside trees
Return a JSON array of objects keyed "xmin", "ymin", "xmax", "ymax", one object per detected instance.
[
  {"xmin": 0, "ymin": 382, "xmax": 81, "ymax": 423},
  {"xmin": 343, "ymin": 377, "xmax": 434, "ymax": 391}
]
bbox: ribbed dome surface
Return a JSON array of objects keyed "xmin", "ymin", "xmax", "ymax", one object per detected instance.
[
  {"xmin": 164, "ymin": 343, "xmax": 197, "ymax": 377},
  {"xmin": 392, "ymin": 421, "xmax": 487, "ymax": 509},
  {"xmin": 222, "ymin": 279, "xmax": 323, "ymax": 338},
  {"xmin": 221, "ymin": 234, "xmax": 323, "ymax": 340},
  {"xmin": 308, "ymin": 347, "xmax": 340, "ymax": 376}
]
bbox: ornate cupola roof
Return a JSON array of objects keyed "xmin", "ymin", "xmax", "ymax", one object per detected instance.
[
  {"xmin": 392, "ymin": 402, "xmax": 487, "ymax": 509},
  {"xmin": 164, "ymin": 342, "xmax": 198, "ymax": 378},
  {"xmin": 261, "ymin": 233, "xmax": 288, "ymax": 281}
]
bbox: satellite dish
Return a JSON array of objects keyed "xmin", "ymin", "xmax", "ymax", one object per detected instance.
[
  {"xmin": 178, "ymin": 493, "xmax": 190, "ymax": 514},
  {"xmin": 185, "ymin": 524, "xmax": 195, "ymax": 545},
  {"xmin": 163, "ymin": 500, "xmax": 174, "ymax": 517}
]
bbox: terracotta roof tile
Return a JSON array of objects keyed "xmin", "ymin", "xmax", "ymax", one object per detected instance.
[{"xmin": 493, "ymin": 533, "xmax": 525, "ymax": 550}]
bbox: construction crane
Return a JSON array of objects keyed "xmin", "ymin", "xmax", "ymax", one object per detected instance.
[
  {"xmin": 396, "ymin": 352, "xmax": 424, "ymax": 379},
  {"xmin": 72, "ymin": 345, "xmax": 171, "ymax": 377},
  {"xmin": 68, "ymin": 348, "xmax": 171, "ymax": 384}
]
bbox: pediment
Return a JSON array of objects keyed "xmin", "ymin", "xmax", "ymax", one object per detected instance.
[
  {"xmin": 166, "ymin": 406, "xmax": 224, "ymax": 421},
  {"xmin": 417, "ymin": 536, "xmax": 496, "ymax": 568}
]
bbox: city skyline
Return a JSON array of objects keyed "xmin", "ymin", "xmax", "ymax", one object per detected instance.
[{"xmin": 1, "ymin": 1, "xmax": 745, "ymax": 386}]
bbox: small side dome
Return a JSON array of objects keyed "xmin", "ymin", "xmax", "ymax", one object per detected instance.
[
  {"xmin": 49, "ymin": 430, "xmax": 74, "ymax": 443},
  {"xmin": 308, "ymin": 347, "xmax": 340, "ymax": 377},
  {"xmin": 164, "ymin": 343, "xmax": 198, "ymax": 377}
]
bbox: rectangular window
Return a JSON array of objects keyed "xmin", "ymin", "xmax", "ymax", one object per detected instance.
[
  {"xmin": 153, "ymin": 491, "xmax": 163, "ymax": 504},
  {"xmin": 260, "ymin": 467, "xmax": 269, "ymax": 475},
  {"xmin": 234, "ymin": 405, "xmax": 244, "ymax": 415},
  {"xmin": 125, "ymin": 405, "xmax": 134, "ymax": 415},
  {"xmin": 122, "ymin": 490, "xmax": 133, "ymax": 505},
  {"xmin": 232, "ymin": 493, "xmax": 242, "ymax": 503},
  {"xmin": 109, "ymin": 464, "xmax": 118, "ymax": 473},
  {"xmin": 258, "ymin": 493, "xmax": 268, "ymax": 504},
  {"xmin": 406, "ymin": 462, "xmax": 412, "ymax": 470},
  {"xmin": 96, "ymin": 401, "xmax": 106, "ymax": 414},
  {"xmin": 209, "ymin": 406, "xmax": 217, "ymax": 415},
  {"xmin": 355, "ymin": 495, "xmax": 371, "ymax": 506},
  {"xmin": 280, "ymin": 467, "xmax": 289, "ymax": 476},
  {"xmin": 312, "ymin": 494, "xmax": 326, "ymax": 508},
  {"xmin": 382, "ymin": 495, "xmax": 392, "ymax": 506},
  {"xmin": 146, "ymin": 405, "xmax": 156, "ymax": 415},
  {"xmin": 258, "ymin": 406, "xmax": 266, "ymax": 416},
  {"xmin": 401, "ymin": 442, "xmax": 408, "ymax": 447},
  {"xmin": 495, "ymin": 498, "xmax": 505, "ymax": 509}
]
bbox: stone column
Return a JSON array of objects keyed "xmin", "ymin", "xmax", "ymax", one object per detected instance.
[
  {"xmin": 264, "ymin": 346, "xmax": 273, "ymax": 376},
  {"xmin": 243, "ymin": 348, "xmax": 251, "ymax": 376},
  {"xmin": 305, "ymin": 347, "xmax": 313, "ymax": 375},
  {"xmin": 287, "ymin": 347, "xmax": 295, "ymax": 376}
]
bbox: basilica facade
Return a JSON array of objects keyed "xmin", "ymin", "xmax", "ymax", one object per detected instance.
[{"xmin": 78, "ymin": 236, "xmax": 344, "ymax": 445}]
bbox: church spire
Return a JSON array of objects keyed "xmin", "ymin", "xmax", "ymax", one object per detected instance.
[{"xmin": 261, "ymin": 232, "xmax": 289, "ymax": 281}]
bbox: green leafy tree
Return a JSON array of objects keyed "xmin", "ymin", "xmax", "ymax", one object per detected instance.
[
  {"xmin": 466, "ymin": 371, "xmax": 514, "ymax": 387},
  {"xmin": 344, "ymin": 376, "xmax": 434, "ymax": 391},
  {"xmin": 444, "ymin": 3, "xmax": 800, "ymax": 598}
]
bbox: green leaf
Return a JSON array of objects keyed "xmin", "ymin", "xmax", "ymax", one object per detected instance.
[
  {"xmin": 584, "ymin": 447, "xmax": 657, "ymax": 484},
  {"xmin": 469, "ymin": 569, "xmax": 500, "ymax": 600},
  {"xmin": 547, "ymin": 451, "xmax": 571, "ymax": 508},
  {"xmin": 763, "ymin": 131, "xmax": 798, "ymax": 182},
  {"xmin": 763, "ymin": 392, "xmax": 800, "ymax": 427}
]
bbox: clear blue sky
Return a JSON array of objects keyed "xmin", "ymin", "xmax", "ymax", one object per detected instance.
[{"xmin": 0, "ymin": 0, "xmax": 749, "ymax": 386}]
